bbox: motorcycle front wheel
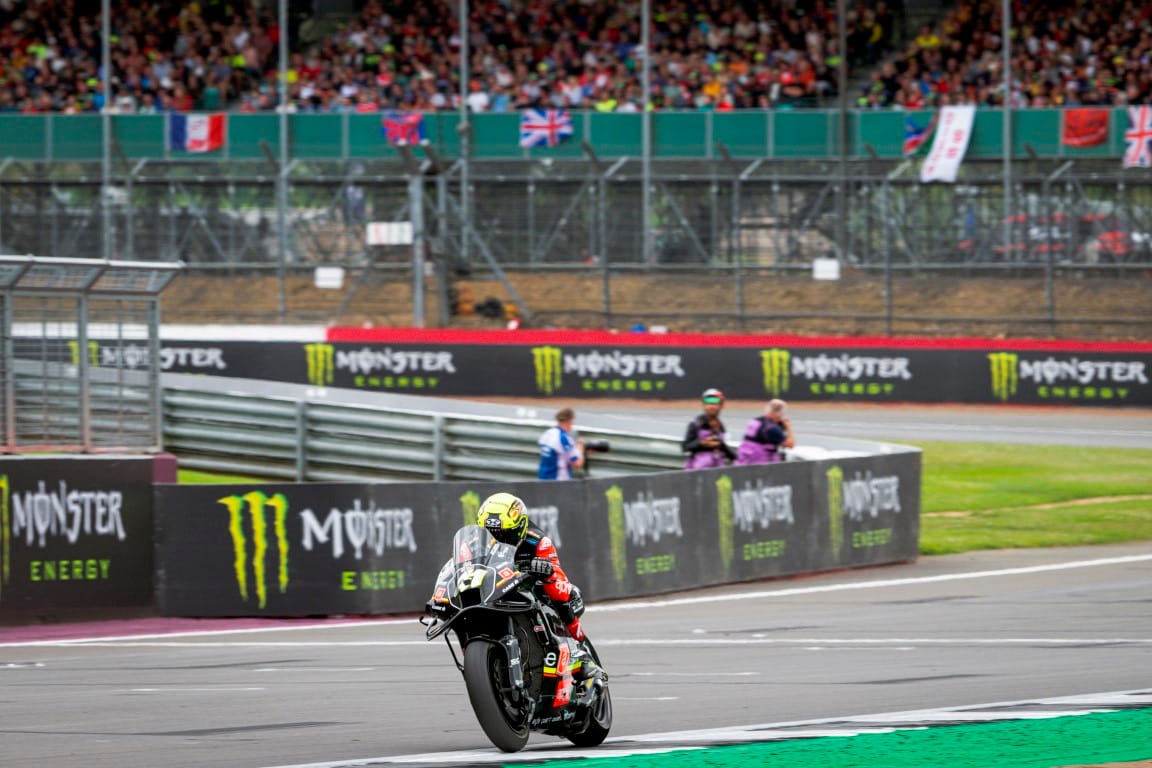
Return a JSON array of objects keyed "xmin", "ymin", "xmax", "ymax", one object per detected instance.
[{"xmin": 463, "ymin": 640, "xmax": 531, "ymax": 752}]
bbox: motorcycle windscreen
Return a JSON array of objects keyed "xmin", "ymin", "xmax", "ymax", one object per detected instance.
[
  {"xmin": 449, "ymin": 525, "xmax": 518, "ymax": 607},
  {"xmin": 452, "ymin": 525, "xmax": 518, "ymax": 567}
]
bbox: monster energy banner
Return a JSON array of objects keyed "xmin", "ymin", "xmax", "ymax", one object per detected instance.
[
  {"xmin": 156, "ymin": 479, "xmax": 593, "ymax": 617},
  {"xmin": 0, "ymin": 456, "xmax": 161, "ymax": 623},
  {"xmin": 155, "ymin": 482, "xmax": 452, "ymax": 616},
  {"xmin": 154, "ymin": 450, "xmax": 919, "ymax": 616},
  {"xmin": 579, "ymin": 454, "xmax": 920, "ymax": 601},
  {"xmin": 60, "ymin": 339, "xmax": 1143, "ymax": 405}
]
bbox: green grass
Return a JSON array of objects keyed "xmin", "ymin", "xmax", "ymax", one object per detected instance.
[
  {"xmin": 177, "ymin": 441, "xmax": 1152, "ymax": 556},
  {"xmin": 911, "ymin": 441, "xmax": 1152, "ymax": 555},
  {"xmin": 177, "ymin": 469, "xmax": 270, "ymax": 484}
]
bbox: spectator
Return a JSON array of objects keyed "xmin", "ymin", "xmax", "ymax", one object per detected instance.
[
  {"xmin": 735, "ymin": 398, "xmax": 795, "ymax": 465},
  {"xmin": 0, "ymin": 0, "xmax": 888, "ymax": 114},
  {"xmin": 681, "ymin": 388, "xmax": 736, "ymax": 470},
  {"xmin": 537, "ymin": 407, "xmax": 585, "ymax": 480}
]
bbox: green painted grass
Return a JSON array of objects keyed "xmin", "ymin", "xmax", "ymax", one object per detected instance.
[{"xmin": 534, "ymin": 707, "xmax": 1152, "ymax": 768}]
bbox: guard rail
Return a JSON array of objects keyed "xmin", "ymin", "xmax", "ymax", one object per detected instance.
[{"xmin": 161, "ymin": 383, "xmax": 684, "ymax": 482}]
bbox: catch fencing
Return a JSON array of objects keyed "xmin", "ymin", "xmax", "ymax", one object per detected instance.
[
  {"xmin": 3, "ymin": 156, "xmax": 1150, "ymax": 271},
  {"xmin": 1, "ymin": 256, "xmax": 182, "ymax": 453},
  {"xmin": 3, "ymin": 155, "xmax": 1149, "ymax": 340}
]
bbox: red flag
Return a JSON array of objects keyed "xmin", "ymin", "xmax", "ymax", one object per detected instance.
[{"xmin": 1061, "ymin": 108, "xmax": 1109, "ymax": 148}]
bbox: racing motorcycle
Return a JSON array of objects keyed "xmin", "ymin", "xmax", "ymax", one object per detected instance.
[{"xmin": 421, "ymin": 524, "xmax": 612, "ymax": 752}]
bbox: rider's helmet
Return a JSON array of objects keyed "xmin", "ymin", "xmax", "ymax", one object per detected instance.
[
  {"xmin": 476, "ymin": 491, "xmax": 529, "ymax": 545},
  {"xmin": 702, "ymin": 387, "xmax": 725, "ymax": 405}
]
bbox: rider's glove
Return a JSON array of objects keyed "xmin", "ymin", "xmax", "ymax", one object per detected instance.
[
  {"xmin": 568, "ymin": 586, "xmax": 585, "ymax": 618},
  {"xmin": 523, "ymin": 557, "xmax": 554, "ymax": 579}
]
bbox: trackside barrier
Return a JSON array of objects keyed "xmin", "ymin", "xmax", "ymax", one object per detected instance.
[
  {"xmin": 0, "ymin": 437, "xmax": 917, "ymax": 622},
  {"xmin": 162, "ymin": 380, "xmax": 683, "ymax": 482},
  {"xmin": 18, "ymin": 334, "xmax": 1152, "ymax": 408},
  {"xmin": 0, "ymin": 455, "xmax": 176, "ymax": 623},
  {"xmin": 154, "ymin": 450, "xmax": 920, "ymax": 617}
]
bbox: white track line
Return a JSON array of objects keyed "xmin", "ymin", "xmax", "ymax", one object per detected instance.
[
  {"xmin": 2, "ymin": 552, "xmax": 1149, "ymax": 648},
  {"xmin": 256, "ymin": 688, "xmax": 1152, "ymax": 768}
]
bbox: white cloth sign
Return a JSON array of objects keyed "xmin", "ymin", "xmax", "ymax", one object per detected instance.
[{"xmin": 919, "ymin": 105, "xmax": 976, "ymax": 183}]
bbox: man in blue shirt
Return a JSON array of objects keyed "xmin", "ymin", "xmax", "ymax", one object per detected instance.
[{"xmin": 537, "ymin": 407, "xmax": 586, "ymax": 480}]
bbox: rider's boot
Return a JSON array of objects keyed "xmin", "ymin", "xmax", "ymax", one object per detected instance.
[{"xmin": 568, "ymin": 619, "xmax": 607, "ymax": 686}]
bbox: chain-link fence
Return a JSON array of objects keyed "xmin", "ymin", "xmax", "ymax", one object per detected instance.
[{"xmin": 1, "ymin": 256, "xmax": 181, "ymax": 453}]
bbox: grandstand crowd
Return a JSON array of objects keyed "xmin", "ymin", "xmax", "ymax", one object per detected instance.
[{"xmin": 1, "ymin": 0, "xmax": 1149, "ymax": 114}]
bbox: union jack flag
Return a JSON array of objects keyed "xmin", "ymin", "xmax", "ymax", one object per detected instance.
[
  {"xmin": 1123, "ymin": 106, "xmax": 1152, "ymax": 168},
  {"xmin": 519, "ymin": 109, "xmax": 573, "ymax": 148},
  {"xmin": 382, "ymin": 112, "xmax": 425, "ymax": 146}
]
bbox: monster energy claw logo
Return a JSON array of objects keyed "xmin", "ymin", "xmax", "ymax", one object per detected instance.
[
  {"xmin": 305, "ymin": 343, "xmax": 335, "ymax": 387},
  {"xmin": 826, "ymin": 466, "xmax": 844, "ymax": 556},
  {"xmin": 532, "ymin": 346, "xmax": 563, "ymax": 395},
  {"xmin": 460, "ymin": 491, "xmax": 482, "ymax": 528},
  {"xmin": 760, "ymin": 348, "xmax": 791, "ymax": 396},
  {"xmin": 219, "ymin": 491, "xmax": 290, "ymax": 609},
  {"xmin": 715, "ymin": 475, "xmax": 734, "ymax": 574},
  {"xmin": 67, "ymin": 340, "xmax": 100, "ymax": 367},
  {"xmin": 605, "ymin": 485, "xmax": 626, "ymax": 585},
  {"xmin": 0, "ymin": 475, "xmax": 10, "ymax": 601},
  {"xmin": 988, "ymin": 352, "xmax": 1019, "ymax": 402}
]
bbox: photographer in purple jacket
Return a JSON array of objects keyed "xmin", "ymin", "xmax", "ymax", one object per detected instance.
[{"xmin": 735, "ymin": 398, "xmax": 796, "ymax": 465}]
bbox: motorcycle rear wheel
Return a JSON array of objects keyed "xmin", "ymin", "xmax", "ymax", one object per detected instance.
[
  {"xmin": 566, "ymin": 685, "xmax": 612, "ymax": 747},
  {"xmin": 566, "ymin": 640, "xmax": 612, "ymax": 747},
  {"xmin": 463, "ymin": 640, "xmax": 531, "ymax": 753}
]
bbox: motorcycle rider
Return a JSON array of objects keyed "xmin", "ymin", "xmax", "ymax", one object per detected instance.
[{"xmin": 476, "ymin": 491, "xmax": 605, "ymax": 683}]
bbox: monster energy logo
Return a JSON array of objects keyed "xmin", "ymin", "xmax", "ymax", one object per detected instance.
[
  {"xmin": 532, "ymin": 346, "xmax": 563, "ymax": 395},
  {"xmin": 67, "ymin": 340, "xmax": 100, "ymax": 367},
  {"xmin": 715, "ymin": 475, "xmax": 734, "ymax": 574},
  {"xmin": 305, "ymin": 343, "xmax": 335, "ymax": 386},
  {"xmin": 826, "ymin": 465, "xmax": 844, "ymax": 556},
  {"xmin": 988, "ymin": 352, "xmax": 1019, "ymax": 402},
  {"xmin": 460, "ymin": 491, "xmax": 482, "ymax": 527},
  {"xmin": 760, "ymin": 348, "xmax": 791, "ymax": 396},
  {"xmin": 0, "ymin": 475, "xmax": 9, "ymax": 600},
  {"xmin": 219, "ymin": 491, "xmax": 290, "ymax": 609},
  {"xmin": 605, "ymin": 485, "xmax": 626, "ymax": 585}
]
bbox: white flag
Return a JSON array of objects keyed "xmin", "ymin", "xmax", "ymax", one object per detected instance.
[{"xmin": 919, "ymin": 105, "xmax": 976, "ymax": 184}]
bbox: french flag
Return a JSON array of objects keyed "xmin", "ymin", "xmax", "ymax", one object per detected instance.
[{"xmin": 168, "ymin": 113, "xmax": 226, "ymax": 153}]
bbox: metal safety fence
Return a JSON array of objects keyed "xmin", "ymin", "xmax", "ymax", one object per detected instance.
[
  {"xmin": 161, "ymin": 382, "xmax": 685, "ymax": 483},
  {"xmin": 1, "ymin": 255, "xmax": 182, "ymax": 453},
  {"xmin": 4, "ymin": 157, "xmax": 1150, "ymax": 270},
  {"xmin": 1, "ymin": 156, "xmax": 1149, "ymax": 337}
]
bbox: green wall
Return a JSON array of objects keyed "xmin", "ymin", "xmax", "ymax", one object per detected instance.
[{"xmin": 0, "ymin": 109, "xmax": 1127, "ymax": 163}]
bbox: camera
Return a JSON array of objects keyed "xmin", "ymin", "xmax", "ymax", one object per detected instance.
[{"xmin": 582, "ymin": 439, "xmax": 611, "ymax": 453}]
